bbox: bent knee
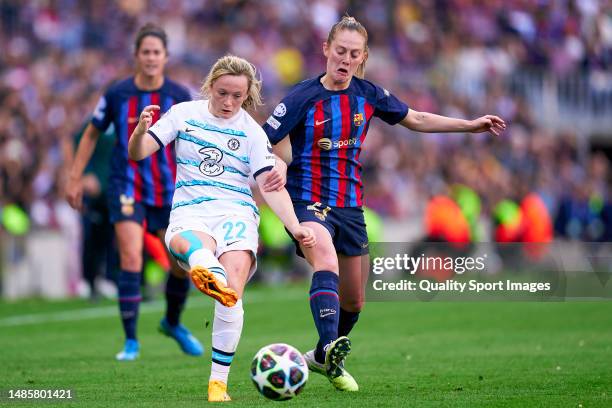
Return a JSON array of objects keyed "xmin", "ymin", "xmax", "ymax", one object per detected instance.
[
  {"xmin": 119, "ymin": 251, "xmax": 142, "ymax": 271},
  {"xmin": 169, "ymin": 231, "xmax": 204, "ymax": 263},
  {"xmin": 170, "ymin": 238, "xmax": 191, "ymax": 256},
  {"xmin": 341, "ymin": 299, "xmax": 364, "ymax": 313},
  {"xmin": 305, "ymin": 247, "xmax": 338, "ymax": 272}
]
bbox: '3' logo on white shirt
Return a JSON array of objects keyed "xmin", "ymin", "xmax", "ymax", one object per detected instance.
[{"xmin": 198, "ymin": 147, "xmax": 224, "ymax": 176}]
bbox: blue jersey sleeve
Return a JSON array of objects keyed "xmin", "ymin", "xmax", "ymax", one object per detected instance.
[
  {"xmin": 262, "ymin": 94, "xmax": 307, "ymax": 145},
  {"xmin": 174, "ymin": 83, "xmax": 193, "ymax": 104},
  {"xmin": 90, "ymin": 88, "xmax": 114, "ymax": 131},
  {"xmin": 372, "ymin": 85, "xmax": 409, "ymax": 125}
]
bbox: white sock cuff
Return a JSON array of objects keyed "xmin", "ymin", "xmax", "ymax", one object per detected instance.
[
  {"xmin": 188, "ymin": 248, "xmax": 227, "ymax": 285},
  {"xmin": 188, "ymin": 247, "xmax": 216, "ymax": 268},
  {"xmin": 214, "ymin": 299, "xmax": 243, "ymax": 322}
]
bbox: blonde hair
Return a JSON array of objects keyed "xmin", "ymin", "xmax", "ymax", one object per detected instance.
[
  {"xmin": 327, "ymin": 15, "xmax": 369, "ymax": 79},
  {"xmin": 200, "ymin": 55, "xmax": 263, "ymax": 111}
]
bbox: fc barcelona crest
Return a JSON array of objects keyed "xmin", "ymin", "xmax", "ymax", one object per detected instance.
[
  {"xmin": 119, "ymin": 194, "xmax": 135, "ymax": 216},
  {"xmin": 353, "ymin": 113, "xmax": 364, "ymax": 127}
]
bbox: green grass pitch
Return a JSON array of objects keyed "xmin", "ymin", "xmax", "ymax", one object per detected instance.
[{"xmin": 1, "ymin": 284, "xmax": 610, "ymax": 407}]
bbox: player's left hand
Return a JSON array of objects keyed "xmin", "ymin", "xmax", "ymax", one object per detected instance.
[
  {"xmin": 291, "ymin": 226, "xmax": 316, "ymax": 248},
  {"xmin": 262, "ymin": 158, "xmax": 287, "ymax": 192},
  {"xmin": 469, "ymin": 115, "xmax": 506, "ymax": 136}
]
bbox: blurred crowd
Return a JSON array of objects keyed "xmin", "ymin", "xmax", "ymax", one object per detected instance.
[{"xmin": 1, "ymin": 0, "xmax": 611, "ymax": 242}]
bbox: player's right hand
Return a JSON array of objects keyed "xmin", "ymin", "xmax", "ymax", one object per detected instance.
[
  {"xmin": 135, "ymin": 105, "xmax": 160, "ymax": 134},
  {"xmin": 65, "ymin": 177, "xmax": 84, "ymax": 211},
  {"xmin": 468, "ymin": 114, "xmax": 506, "ymax": 136},
  {"xmin": 290, "ymin": 225, "xmax": 316, "ymax": 248}
]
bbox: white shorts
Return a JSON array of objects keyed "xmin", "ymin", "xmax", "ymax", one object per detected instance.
[{"xmin": 165, "ymin": 213, "xmax": 259, "ymax": 279}]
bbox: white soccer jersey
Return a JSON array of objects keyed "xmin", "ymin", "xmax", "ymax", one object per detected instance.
[{"xmin": 148, "ymin": 100, "xmax": 275, "ymax": 223}]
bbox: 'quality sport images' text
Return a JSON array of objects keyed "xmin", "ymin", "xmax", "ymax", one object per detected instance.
[{"xmin": 369, "ymin": 254, "xmax": 552, "ymax": 294}]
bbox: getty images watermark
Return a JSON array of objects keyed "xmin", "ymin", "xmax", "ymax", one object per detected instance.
[
  {"xmin": 371, "ymin": 253, "xmax": 550, "ymax": 294},
  {"xmin": 365, "ymin": 242, "xmax": 612, "ymax": 301}
]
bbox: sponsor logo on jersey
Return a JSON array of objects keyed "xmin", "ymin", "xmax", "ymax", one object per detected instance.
[
  {"xmin": 273, "ymin": 103, "xmax": 287, "ymax": 117},
  {"xmin": 198, "ymin": 147, "xmax": 225, "ymax": 176},
  {"xmin": 315, "ymin": 118, "xmax": 331, "ymax": 126},
  {"xmin": 227, "ymin": 138, "xmax": 240, "ymax": 151},
  {"xmin": 317, "ymin": 137, "xmax": 357, "ymax": 151},
  {"xmin": 318, "ymin": 138, "xmax": 332, "ymax": 150}
]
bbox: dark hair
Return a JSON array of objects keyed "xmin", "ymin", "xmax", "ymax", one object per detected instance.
[
  {"xmin": 327, "ymin": 15, "xmax": 369, "ymax": 78},
  {"xmin": 134, "ymin": 23, "xmax": 168, "ymax": 53}
]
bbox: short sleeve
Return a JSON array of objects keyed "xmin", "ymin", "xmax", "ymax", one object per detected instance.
[
  {"xmin": 249, "ymin": 127, "xmax": 277, "ymax": 180},
  {"xmin": 148, "ymin": 105, "xmax": 181, "ymax": 148},
  {"xmin": 175, "ymin": 85, "xmax": 193, "ymax": 104},
  {"xmin": 262, "ymin": 95, "xmax": 306, "ymax": 145},
  {"xmin": 90, "ymin": 90, "xmax": 113, "ymax": 131},
  {"xmin": 373, "ymin": 85, "xmax": 409, "ymax": 125}
]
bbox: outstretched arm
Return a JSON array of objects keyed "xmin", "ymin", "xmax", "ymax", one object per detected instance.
[
  {"xmin": 255, "ymin": 170, "xmax": 316, "ymax": 248},
  {"xmin": 400, "ymin": 110, "xmax": 506, "ymax": 136},
  {"xmin": 128, "ymin": 105, "xmax": 162, "ymax": 161}
]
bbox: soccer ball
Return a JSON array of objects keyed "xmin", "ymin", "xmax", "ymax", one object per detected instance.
[{"xmin": 251, "ymin": 343, "xmax": 308, "ymax": 401}]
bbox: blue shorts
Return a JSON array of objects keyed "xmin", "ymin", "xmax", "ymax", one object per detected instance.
[
  {"xmin": 290, "ymin": 201, "xmax": 369, "ymax": 257},
  {"xmin": 108, "ymin": 193, "xmax": 170, "ymax": 233}
]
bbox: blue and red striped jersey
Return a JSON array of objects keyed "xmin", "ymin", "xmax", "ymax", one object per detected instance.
[
  {"xmin": 91, "ymin": 77, "xmax": 191, "ymax": 207},
  {"xmin": 263, "ymin": 74, "xmax": 408, "ymax": 208}
]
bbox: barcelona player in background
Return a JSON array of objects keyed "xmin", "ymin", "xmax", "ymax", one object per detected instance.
[
  {"xmin": 66, "ymin": 23, "xmax": 202, "ymax": 361},
  {"xmin": 263, "ymin": 15, "xmax": 506, "ymax": 391}
]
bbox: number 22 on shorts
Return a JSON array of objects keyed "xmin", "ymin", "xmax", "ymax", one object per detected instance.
[{"xmin": 222, "ymin": 221, "xmax": 247, "ymax": 244}]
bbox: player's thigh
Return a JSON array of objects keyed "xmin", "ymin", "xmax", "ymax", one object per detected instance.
[
  {"xmin": 299, "ymin": 221, "xmax": 339, "ymax": 273},
  {"xmin": 338, "ymin": 253, "xmax": 370, "ymax": 312},
  {"xmin": 219, "ymin": 250, "xmax": 253, "ymax": 298},
  {"xmin": 114, "ymin": 220, "xmax": 144, "ymax": 270}
]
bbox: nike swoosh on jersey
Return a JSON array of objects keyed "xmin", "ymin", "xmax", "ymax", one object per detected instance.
[
  {"xmin": 315, "ymin": 118, "xmax": 331, "ymax": 126},
  {"xmin": 185, "ymin": 128, "xmax": 195, "ymax": 133},
  {"xmin": 226, "ymin": 240, "xmax": 240, "ymax": 246}
]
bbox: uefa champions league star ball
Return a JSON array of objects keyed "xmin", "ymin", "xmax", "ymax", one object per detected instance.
[{"xmin": 251, "ymin": 343, "xmax": 308, "ymax": 401}]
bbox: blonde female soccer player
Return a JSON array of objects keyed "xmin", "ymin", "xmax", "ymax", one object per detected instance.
[{"xmin": 128, "ymin": 55, "xmax": 316, "ymax": 402}]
